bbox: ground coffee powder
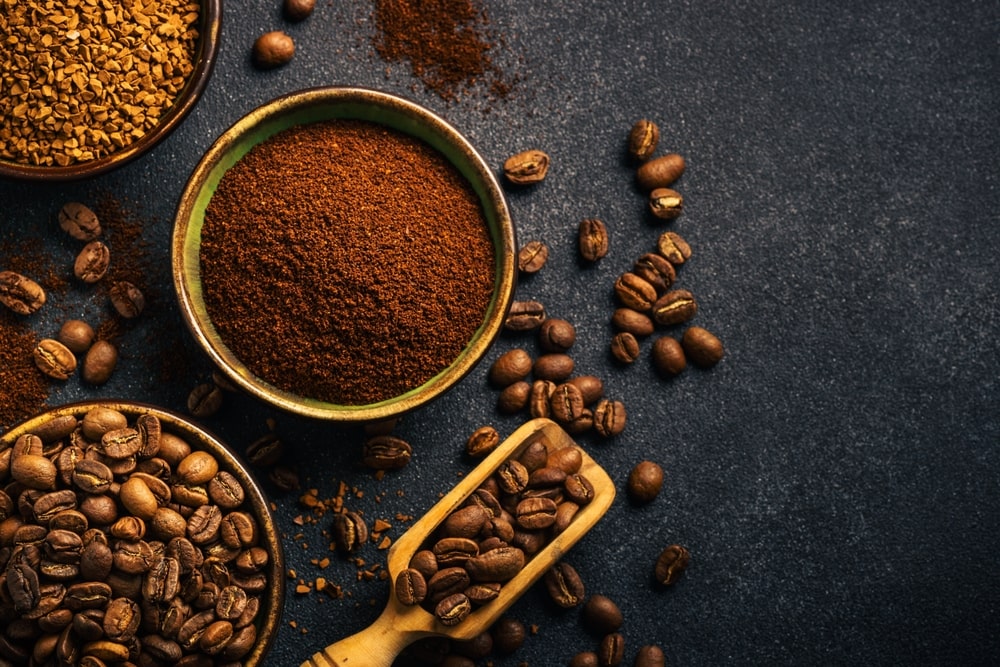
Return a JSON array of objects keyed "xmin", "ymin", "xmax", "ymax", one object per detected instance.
[{"xmin": 200, "ymin": 119, "xmax": 496, "ymax": 405}]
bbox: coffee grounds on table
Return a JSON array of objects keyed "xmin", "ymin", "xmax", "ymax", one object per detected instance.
[{"xmin": 200, "ymin": 119, "xmax": 496, "ymax": 406}]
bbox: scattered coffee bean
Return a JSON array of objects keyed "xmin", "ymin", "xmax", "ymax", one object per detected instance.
[
  {"xmin": 654, "ymin": 544, "xmax": 690, "ymax": 585},
  {"xmin": 614, "ymin": 272, "xmax": 658, "ymax": 311},
  {"xmin": 593, "ymin": 399, "xmax": 626, "ymax": 437},
  {"xmin": 544, "ymin": 561, "xmax": 585, "ymax": 608},
  {"xmin": 58, "ymin": 202, "xmax": 102, "ymax": 241},
  {"xmin": 651, "ymin": 336, "xmax": 686, "ymax": 376},
  {"xmin": 628, "ymin": 119, "xmax": 660, "ymax": 161},
  {"xmin": 73, "ymin": 241, "xmax": 111, "ymax": 283},
  {"xmin": 583, "ymin": 594, "xmax": 624, "ymax": 635},
  {"xmin": 498, "ymin": 381, "xmax": 532, "ymax": 414},
  {"xmin": 518, "ymin": 240, "xmax": 550, "ymax": 273},
  {"xmin": 538, "ymin": 317, "xmax": 577, "ymax": 352},
  {"xmin": 395, "ymin": 568, "xmax": 427, "ymax": 605},
  {"xmin": 682, "ymin": 326, "xmax": 725, "ymax": 368},
  {"xmin": 636, "ymin": 153, "xmax": 686, "ymax": 191},
  {"xmin": 550, "ymin": 383, "xmax": 585, "ymax": 424},
  {"xmin": 571, "ymin": 651, "xmax": 601, "ymax": 667},
  {"xmin": 579, "ymin": 218, "xmax": 610, "ymax": 262},
  {"xmin": 253, "ymin": 31, "xmax": 295, "ymax": 68},
  {"xmin": 268, "ymin": 465, "xmax": 301, "ymax": 492},
  {"xmin": 58, "ymin": 319, "xmax": 96, "ymax": 354},
  {"xmin": 567, "ymin": 375, "xmax": 604, "ymax": 406},
  {"xmin": 187, "ymin": 383, "xmax": 223, "ymax": 418},
  {"xmin": 651, "ymin": 290, "xmax": 697, "ymax": 327},
  {"xmin": 283, "ymin": 0, "xmax": 316, "ymax": 21},
  {"xmin": 529, "ymin": 379, "xmax": 556, "ymax": 418},
  {"xmin": 332, "ymin": 510, "xmax": 369, "ymax": 553},
  {"xmin": 633, "ymin": 253, "xmax": 676, "ymax": 292},
  {"xmin": 626, "ymin": 461, "xmax": 663, "ymax": 504},
  {"xmin": 610, "ymin": 332, "xmax": 640, "ymax": 364},
  {"xmin": 612, "ymin": 308, "xmax": 655, "ymax": 337},
  {"xmin": 503, "ymin": 150, "xmax": 550, "ymax": 185},
  {"xmin": 505, "ymin": 300, "xmax": 547, "ymax": 331},
  {"xmin": 109, "ymin": 281, "xmax": 145, "ymax": 318},
  {"xmin": 534, "ymin": 353, "xmax": 575, "ymax": 382},
  {"xmin": 465, "ymin": 426, "xmax": 501, "ymax": 458},
  {"xmin": 81, "ymin": 340, "xmax": 118, "ymax": 386},
  {"xmin": 33, "ymin": 338, "xmax": 77, "ymax": 380},
  {"xmin": 634, "ymin": 645, "xmax": 666, "ymax": 667},
  {"xmin": 0, "ymin": 270, "xmax": 46, "ymax": 315},
  {"xmin": 599, "ymin": 632, "xmax": 626, "ymax": 667},
  {"xmin": 648, "ymin": 188, "xmax": 684, "ymax": 220},
  {"xmin": 489, "ymin": 348, "xmax": 533, "ymax": 387},
  {"xmin": 245, "ymin": 433, "xmax": 285, "ymax": 467},
  {"xmin": 491, "ymin": 616, "xmax": 527, "ymax": 654},
  {"xmin": 362, "ymin": 435, "xmax": 413, "ymax": 470},
  {"xmin": 656, "ymin": 230, "xmax": 692, "ymax": 266}
]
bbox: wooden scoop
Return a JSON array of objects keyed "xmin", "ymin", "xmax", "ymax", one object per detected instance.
[{"xmin": 301, "ymin": 417, "xmax": 615, "ymax": 667}]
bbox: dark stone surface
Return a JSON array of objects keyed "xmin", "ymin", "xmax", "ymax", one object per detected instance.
[{"xmin": 1, "ymin": 0, "xmax": 997, "ymax": 665}]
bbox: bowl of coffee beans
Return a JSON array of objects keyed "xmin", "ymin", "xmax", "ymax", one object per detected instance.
[
  {"xmin": 172, "ymin": 86, "xmax": 518, "ymax": 422},
  {"xmin": 0, "ymin": 0, "xmax": 222, "ymax": 181},
  {"xmin": 0, "ymin": 400, "xmax": 284, "ymax": 665}
]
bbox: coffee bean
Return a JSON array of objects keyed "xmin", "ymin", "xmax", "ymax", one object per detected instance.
[
  {"xmin": 627, "ymin": 461, "xmax": 664, "ymax": 505},
  {"xmin": 81, "ymin": 340, "xmax": 118, "ymax": 385},
  {"xmin": 518, "ymin": 240, "xmax": 549, "ymax": 273},
  {"xmin": 517, "ymin": 440, "xmax": 549, "ymax": 473},
  {"xmin": 503, "ymin": 149, "xmax": 550, "ymax": 185},
  {"xmin": 0, "ymin": 270, "xmax": 47, "ymax": 315},
  {"xmin": 682, "ymin": 326, "xmax": 725, "ymax": 368},
  {"xmin": 633, "ymin": 253, "xmax": 676, "ymax": 292},
  {"xmin": 33, "ymin": 338, "xmax": 77, "ymax": 380},
  {"xmin": 245, "ymin": 433, "xmax": 284, "ymax": 467},
  {"xmin": 651, "ymin": 336, "xmax": 686, "ymax": 376},
  {"xmin": 654, "ymin": 544, "xmax": 690, "ymax": 585},
  {"xmin": 550, "ymin": 382, "xmax": 585, "ymax": 424},
  {"xmin": 656, "ymin": 230, "xmax": 692, "ymax": 266},
  {"xmin": 571, "ymin": 652, "xmax": 601, "ymax": 667},
  {"xmin": 593, "ymin": 399, "xmax": 626, "ymax": 437},
  {"xmin": 578, "ymin": 218, "xmax": 609, "ymax": 262},
  {"xmin": 651, "ymin": 290, "xmax": 697, "ymax": 326},
  {"xmin": 492, "ymin": 616, "xmax": 526, "ymax": 654},
  {"xmin": 187, "ymin": 382, "xmax": 223, "ymax": 418},
  {"xmin": 599, "ymin": 632, "xmax": 626, "ymax": 667},
  {"xmin": 628, "ymin": 119, "xmax": 660, "ymax": 161},
  {"xmin": 538, "ymin": 317, "xmax": 576, "ymax": 352},
  {"xmin": 58, "ymin": 202, "xmax": 102, "ymax": 240},
  {"xmin": 208, "ymin": 471, "xmax": 245, "ymax": 509},
  {"xmin": 489, "ymin": 348, "xmax": 533, "ymax": 387},
  {"xmin": 648, "ymin": 188, "xmax": 684, "ymax": 220},
  {"xmin": 635, "ymin": 645, "xmax": 666, "ymax": 667},
  {"xmin": 268, "ymin": 465, "xmax": 301, "ymax": 492},
  {"xmin": 583, "ymin": 594, "xmax": 623, "ymax": 634},
  {"xmin": 108, "ymin": 281, "xmax": 144, "ymax": 318},
  {"xmin": 441, "ymin": 505, "xmax": 490, "ymax": 539},
  {"xmin": 432, "ymin": 536, "xmax": 480, "ymax": 567},
  {"xmin": 528, "ymin": 379, "xmax": 556, "ymax": 419},
  {"xmin": 283, "ymin": 0, "xmax": 315, "ymax": 21},
  {"xmin": 82, "ymin": 407, "xmax": 128, "ymax": 440},
  {"xmin": 177, "ymin": 451, "xmax": 219, "ymax": 485},
  {"xmin": 636, "ymin": 153, "xmax": 686, "ymax": 191},
  {"xmin": 612, "ymin": 308, "xmax": 655, "ymax": 337},
  {"xmin": 435, "ymin": 593, "xmax": 472, "ymax": 626},
  {"xmin": 427, "ymin": 567, "xmax": 471, "ymax": 603},
  {"xmin": 361, "ymin": 435, "xmax": 412, "ymax": 469},
  {"xmin": 465, "ymin": 426, "xmax": 500, "ymax": 458},
  {"xmin": 496, "ymin": 459, "xmax": 529, "ymax": 494},
  {"xmin": 567, "ymin": 375, "xmax": 604, "ymax": 406},
  {"xmin": 395, "ymin": 568, "xmax": 427, "ymax": 605},
  {"xmin": 103, "ymin": 597, "xmax": 140, "ymax": 642},
  {"xmin": 464, "ymin": 582, "xmax": 502, "ymax": 606},
  {"xmin": 546, "ymin": 445, "xmax": 583, "ymax": 474},
  {"xmin": 464, "ymin": 546, "xmax": 525, "ymax": 582},
  {"xmin": 533, "ymin": 353, "xmax": 575, "ymax": 382},
  {"xmin": 12, "ymin": 453, "xmax": 58, "ymax": 490},
  {"xmin": 119, "ymin": 476, "xmax": 158, "ymax": 520},
  {"xmin": 553, "ymin": 500, "xmax": 579, "ymax": 535},
  {"xmin": 544, "ymin": 561, "xmax": 585, "ymax": 608},
  {"xmin": 73, "ymin": 241, "xmax": 111, "ymax": 283},
  {"xmin": 614, "ymin": 272, "xmax": 658, "ymax": 311},
  {"xmin": 505, "ymin": 300, "xmax": 546, "ymax": 331},
  {"xmin": 497, "ymin": 380, "xmax": 531, "ymax": 414},
  {"xmin": 331, "ymin": 511, "xmax": 368, "ymax": 553},
  {"xmin": 610, "ymin": 332, "xmax": 641, "ymax": 364},
  {"xmin": 564, "ymin": 472, "xmax": 595, "ymax": 505},
  {"xmin": 515, "ymin": 496, "xmax": 557, "ymax": 530},
  {"xmin": 409, "ymin": 550, "xmax": 439, "ymax": 579},
  {"xmin": 253, "ymin": 30, "xmax": 295, "ymax": 68}
]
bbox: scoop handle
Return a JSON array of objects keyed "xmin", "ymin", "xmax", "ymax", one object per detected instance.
[{"xmin": 301, "ymin": 600, "xmax": 435, "ymax": 667}]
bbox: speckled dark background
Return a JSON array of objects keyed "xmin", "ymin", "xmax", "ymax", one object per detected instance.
[{"xmin": 1, "ymin": 0, "xmax": 998, "ymax": 665}]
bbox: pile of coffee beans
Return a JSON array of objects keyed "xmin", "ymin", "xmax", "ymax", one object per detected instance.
[
  {"xmin": 393, "ymin": 435, "xmax": 595, "ymax": 627},
  {"xmin": 0, "ymin": 407, "xmax": 271, "ymax": 665}
]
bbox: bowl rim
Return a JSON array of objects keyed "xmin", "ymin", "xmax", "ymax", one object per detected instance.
[
  {"xmin": 0, "ymin": 399, "xmax": 284, "ymax": 667},
  {"xmin": 0, "ymin": 0, "xmax": 222, "ymax": 182},
  {"xmin": 172, "ymin": 86, "xmax": 517, "ymax": 422}
]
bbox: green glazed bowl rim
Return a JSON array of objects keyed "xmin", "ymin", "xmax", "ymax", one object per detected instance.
[
  {"xmin": 0, "ymin": 400, "xmax": 284, "ymax": 667},
  {"xmin": 0, "ymin": 0, "xmax": 222, "ymax": 182},
  {"xmin": 172, "ymin": 86, "xmax": 517, "ymax": 422}
]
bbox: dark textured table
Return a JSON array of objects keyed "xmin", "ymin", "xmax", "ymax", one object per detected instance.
[{"xmin": 2, "ymin": 1, "xmax": 998, "ymax": 665}]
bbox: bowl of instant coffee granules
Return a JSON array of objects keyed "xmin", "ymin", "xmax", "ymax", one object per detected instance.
[
  {"xmin": 0, "ymin": 0, "xmax": 222, "ymax": 181},
  {"xmin": 0, "ymin": 400, "xmax": 284, "ymax": 665},
  {"xmin": 173, "ymin": 87, "xmax": 517, "ymax": 422}
]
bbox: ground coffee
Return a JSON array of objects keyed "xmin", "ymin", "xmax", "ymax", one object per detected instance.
[{"xmin": 200, "ymin": 119, "xmax": 496, "ymax": 405}]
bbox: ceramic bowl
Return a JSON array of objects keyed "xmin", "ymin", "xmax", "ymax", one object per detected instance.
[
  {"xmin": 0, "ymin": 0, "xmax": 221, "ymax": 181},
  {"xmin": 0, "ymin": 400, "xmax": 284, "ymax": 666},
  {"xmin": 172, "ymin": 86, "xmax": 517, "ymax": 423}
]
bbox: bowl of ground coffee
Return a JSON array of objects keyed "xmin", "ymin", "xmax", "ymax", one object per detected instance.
[
  {"xmin": 0, "ymin": 400, "xmax": 284, "ymax": 665},
  {"xmin": 173, "ymin": 86, "xmax": 517, "ymax": 422},
  {"xmin": 0, "ymin": 0, "xmax": 221, "ymax": 181}
]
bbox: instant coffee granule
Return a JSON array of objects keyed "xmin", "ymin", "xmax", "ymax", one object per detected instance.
[{"xmin": 200, "ymin": 119, "xmax": 496, "ymax": 405}]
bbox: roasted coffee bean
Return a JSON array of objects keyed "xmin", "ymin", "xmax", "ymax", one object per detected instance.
[
  {"xmin": 332, "ymin": 511, "xmax": 368, "ymax": 553},
  {"xmin": 56, "ymin": 319, "xmax": 96, "ymax": 355},
  {"xmin": 199, "ymin": 619, "xmax": 234, "ymax": 655},
  {"xmin": 103, "ymin": 597, "xmax": 140, "ymax": 642},
  {"xmin": 497, "ymin": 381, "xmax": 531, "ymax": 414},
  {"xmin": 465, "ymin": 426, "xmax": 500, "ymax": 458},
  {"xmin": 610, "ymin": 332, "xmax": 641, "ymax": 364},
  {"xmin": 614, "ymin": 273, "xmax": 658, "ymax": 311},
  {"xmin": 583, "ymin": 594, "xmax": 624, "ymax": 634},
  {"xmin": 578, "ymin": 218, "xmax": 609, "ymax": 262},
  {"xmin": 150, "ymin": 507, "xmax": 187, "ymax": 540},
  {"xmin": 636, "ymin": 153, "xmax": 686, "ymax": 191},
  {"xmin": 533, "ymin": 353, "xmax": 575, "ymax": 382},
  {"xmin": 571, "ymin": 652, "xmax": 601, "ymax": 667},
  {"xmin": 187, "ymin": 383, "xmax": 223, "ymax": 418},
  {"xmin": 518, "ymin": 240, "xmax": 549, "ymax": 273},
  {"xmin": 654, "ymin": 544, "xmax": 690, "ymax": 585},
  {"xmin": 245, "ymin": 433, "xmax": 284, "ymax": 467},
  {"xmin": 505, "ymin": 300, "xmax": 546, "ymax": 331},
  {"xmin": 491, "ymin": 616, "xmax": 526, "ymax": 654},
  {"xmin": 567, "ymin": 375, "xmax": 604, "ymax": 406},
  {"xmin": 157, "ymin": 431, "xmax": 192, "ymax": 466},
  {"xmin": 50, "ymin": 509, "xmax": 89, "ymax": 534},
  {"xmin": 409, "ymin": 550, "xmax": 439, "ymax": 579},
  {"xmin": 538, "ymin": 317, "xmax": 576, "ymax": 353},
  {"xmin": 33, "ymin": 339, "xmax": 77, "ymax": 380},
  {"xmin": 634, "ymin": 645, "xmax": 667, "ymax": 667},
  {"xmin": 464, "ymin": 581, "xmax": 502, "ymax": 606},
  {"xmin": 361, "ymin": 435, "xmax": 412, "ymax": 469},
  {"xmin": 657, "ymin": 230, "xmax": 692, "ymax": 266},
  {"xmin": 466, "ymin": 487, "xmax": 502, "ymax": 518},
  {"xmin": 651, "ymin": 336, "xmax": 686, "ymax": 376},
  {"xmin": 496, "ymin": 459, "xmax": 529, "ymax": 494},
  {"xmin": 79, "ymin": 494, "xmax": 118, "ymax": 524},
  {"xmin": 529, "ymin": 379, "xmax": 556, "ymax": 419},
  {"xmin": 599, "ymin": 632, "xmax": 626, "ymax": 667},
  {"xmin": 171, "ymin": 482, "xmax": 210, "ymax": 507},
  {"xmin": 564, "ymin": 473, "xmax": 595, "ymax": 505},
  {"xmin": 528, "ymin": 466, "xmax": 566, "ymax": 489},
  {"xmin": 649, "ymin": 188, "xmax": 684, "ymax": 220},
  {"xmin": 12, "ymin": 453, "xmax": 58, "ymax": 489},
  {"xmin": 628, "ymin": 119, "xmax": 660, "ymax": 161},
  {"xmin": 435, "ymin": 592, "xmax": 472, "ymax": 626},
  {"xmin": 58, "ymin": 202, "xmax": 102, "ymax": 240},
  {"xmin": 627, "ymin": 461, "xmax": 664, "ymax": 504},
  {"xmin": 31, "ymin": 414, "xmax": 78, "ymax": 444},
  {"xmin": 682, "ymin": 326, "xmax": 725, "ymax": 368},
  {"xmin": 549, "ymin": 383, "xmax": 585, "ymax": 424},
  {"xmin": 503, "ymin": 149, "xmax": 550, "ymax": 185},
  {"xmin": 216, "ymin": 584, "xmax": 249, "ymax": 620},
  {"xmin": 79, "ymin": 540, "xmax": 113, "ymax": 580},
  {"xmin": 546, "ymin": 444, "xmax": 583, "ymax": 476},
  {"xmin": 7, "ymin": 554, "xmax": 41, "ymax": 612},
  {"xmin": 187, "ymin": 505, "xmax": 223, "ymax": 544},
  {"xmin": 464, "ymin": 546, "xmax": 525, "ymax": 582},
  {"xmin": 73, "ymin": 241, "xmax": 111, "ymax": 283},
  {"xmin": 283, "ymin": 0, "xmax": 316, "ymax": 21},
  {"xmin": 633, "ymin": 253, "xmax": 677, "ymax": 293},
  {"xmin": 0, "ymin": 270, "xmax": 47, "ymax": 315},
  {"xmin": 44, "ymin": 528, "xmax": 82, "ymax": 562},
  {"xmin": 593, "ymin": 399, "xmax": 627, "ymax": 437},
  {"xmin": 220, "ymin": 511, "xmax": 256, "ymax": 549},
  {"xmin": 33, "ymin": 489, "xmax": 77, "ymax": 523},
  {"xmin": 612, "ymin": 307, "xmax": 656, "ymax": 338},
  {"xmin": 427, "ymin": 567, "xmax": 471, "ymax": 603},
  {"xmin": 143, "ymin": 635, "xmax": 184, "ymax": 662},
  {"xmin": 268, "ymin": 465, "xmax": 300, "ymax": 492},
  {"xmin": 553, "ymin": 500, "xmax": 579, "ymax": 534},
  {"xmin": 432, "ymin": 537, "xmax": 479, "ymax": 567},
  {"xmin": 253, "ymin": 30, "xmax": 295, "ymax": 68},
  {"xmin": 65, "ymin": 581, "xmax": 112, "ymax": 610},
  {"xmin": 208, "ymin": 472, "xmax": 245, "ymax": 509},
  {"xmin": 517, "ymin": 440, "xmax": 549, "ymax": 473},
  {"xmin": 515, "ymin": 496, "xmax": 557, "ymax": 530},
  {"xmin": 101, "ymin": 427, "xmax": 142, "ymax": 459},
  {"xmin": 440, "ymin": 505, "xmax": 489, "ymax": 539},
  {"xmin": 81, "ymin": 340, "xmax": 118, "ymax": 386},
  {"xmin": 544, "ymin": 561, "xmax": 585, "ymax": 608},
  {"xmin": 114, "ymin": 538, "xmax": 157, "ymax": 574},
  {"xmin": 489, "ymin": 348, "xmax": 533, "ymax": 387},
  {"xmin": 651, "ymin": 290, "xmax": 697, "ymax": 326},
  {"xmin": 395, "ymin": 568, "xmax": 427, "ymax": 605}
]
